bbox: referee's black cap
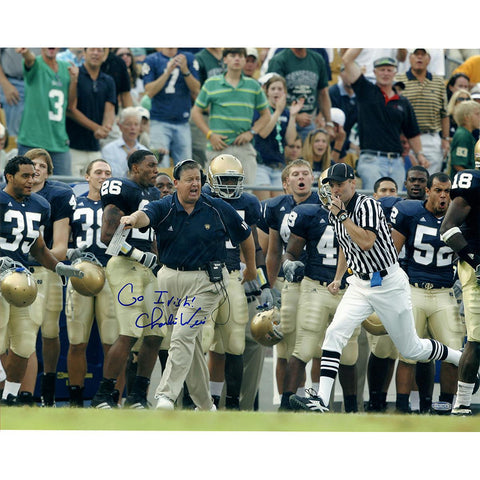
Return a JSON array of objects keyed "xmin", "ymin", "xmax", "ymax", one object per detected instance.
[{"xmin": 321, "ymin": 163, "xmax": 355, "ymax": 184}]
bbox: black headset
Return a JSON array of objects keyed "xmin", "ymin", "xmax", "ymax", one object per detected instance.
[{"xmin": 173, "ymin": 159, "xmax": 206, "ymax": 185}]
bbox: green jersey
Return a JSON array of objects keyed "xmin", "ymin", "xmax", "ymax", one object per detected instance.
[
  {"xmin": 195, "ymin": 73, "xmax": 268, "ymax": 149},
  {"xmin": 449, "ymin": 126, "xmax": 476, "ymax": 180},
  {"xmin": 267, "ymin": 49, "xmax": 328, "ymax": 114},
  {"xmin": 17, "ymin": 56, "xmax": 71, "ymax": 152}
]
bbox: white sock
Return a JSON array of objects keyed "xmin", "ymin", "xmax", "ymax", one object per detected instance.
[
  {"xmin": 296, "ymin": 387, "xmax": 305, "ymax": 396},
  {"xmin": 209, "ymin": 381, "xmax": 224, "ymax": 397},
  {"xmin": 2, "ymin": 380, "xmax": 21, "ymax": 399},
  {"xmin": 454, "ymin": 381, "xmax": 474, "ymax": 408},
  {"xmin": 311, "ymin": 382, "xmax": 319, "ymax": 394},
  {"xmin": 319, "ymin": 377, "xmax": 335, "ymax": 405},
  {"xmin": 410, "ymin": 390, "xmax": 420, "ymax": 411}
]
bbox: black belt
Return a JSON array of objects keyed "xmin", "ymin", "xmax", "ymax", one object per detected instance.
[
  {"xmin": 411, "ymin": 282, "xmax": 449, "ymax": 290},
  {"xmin": 165, "ymin": 263, "xmax": 225, "ymax": 272},
  {"xmin": 355, "ymin": 269, "xmax": 388, "ymax": 281},
  {"xmin": 361, "ymin": 150, "xmax": 401, "ymax": 159},
  {"xmin": 420, "ymin": 130, "xmax": 439, "ymax": 135}
]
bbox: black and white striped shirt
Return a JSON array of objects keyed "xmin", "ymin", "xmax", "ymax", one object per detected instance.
[{"xmin": 330, "ymin": 192, "xmax": 398, "ymax": 274}]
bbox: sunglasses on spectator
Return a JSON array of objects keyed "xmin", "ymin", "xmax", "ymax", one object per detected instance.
[{"xmin": 456, "ymin": 97, "xmax": 470, "ymax": 102}]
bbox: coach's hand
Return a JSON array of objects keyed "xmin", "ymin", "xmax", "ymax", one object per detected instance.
[
  {"xmin": 328, "ymin": 280, "xmax": 341, "ymax": 295},
  {"xmin": 283, "ymin": 259, "xmax": 304, "ymax": 283}
]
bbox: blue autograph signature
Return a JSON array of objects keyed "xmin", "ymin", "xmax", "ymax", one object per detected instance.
[
  {"xmin": 117, "ymin": 283, "xmax": 205, "ymax": 329},
  {"xmin": 135, "ymin": 306, "xmax": 206, "ymax": 330}
]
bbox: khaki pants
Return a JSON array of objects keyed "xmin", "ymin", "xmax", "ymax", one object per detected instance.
[{"xmin": 154, "ymin": 265, "xmax": 229, "ymax": 410}]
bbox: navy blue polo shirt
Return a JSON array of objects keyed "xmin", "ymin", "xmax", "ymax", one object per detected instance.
[
  {"xmin": 352, "ymin": 74, "xmax": 419, "ymax": 153},
  {"xmin": 66, "ymin": 65, "xmax": 117, "ymax": 151},
  {"xmin": 142, "ymin": 192, "xmax": 251, "ymax": 269}
]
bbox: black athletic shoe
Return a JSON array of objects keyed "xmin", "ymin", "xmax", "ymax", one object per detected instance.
[
  {"xmin": 452, "ymin": 405, "xmax": 473, "ymax": 416},
  {"xmin": 364, "ymin": 400, "xmax": 387, "ymax": 413},
  {"xmin": 17, "ymin": 391, "xmax": 36, "ymax": 407},
  {"xmin": 124, "ymin": 392, "xmax": 148, "ymax": 409},
  {"xmin": 91, "ymin": 392, "xmax": 116, "ymax": 409},
  {"xmin": 212, "ymin": 395, "xmax": 220, "ymax": 408},
  {"xmin": 289, "ymin": 389, "xmax": 329, "ymax": 413},
  {"xmin": 225, "ymin": 395, "xmax": 240, "ymax": 410},
  {"xmin": 0, "ymin": 393, "xmax": 18, "ymax": 406}
]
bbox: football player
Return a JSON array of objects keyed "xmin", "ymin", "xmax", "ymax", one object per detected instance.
[
  {"xmin": 65, "ymin": 159, "xmax": 123, "ymax": 407},
  {"xmin": 18, "ymin": 148, "xmax": 77, "ymax": 406},
  {"xmin": 91, "ymin": 149, "xmax": 161, "ymax": 409},
  {"xmin": 391, "ymin": 172, "xmax": 464, "ymax": 414},
  {"xmin": 201, "ymin": 154, "xmax": 269, "ymax": 409},
  {"xmin": 0, "ymin": 156, "xmax": 82, "ymax": 405},
  {"xmin": 280, "ymin": 188, "xmax": 361, "ymax": 412},
  {"xmin": 440, "ymin": 168, "xmax": 480, "ymax": 415},
  {"xmin": 264, "ymin": 159, "xmax": 320, "ymax": 398}
]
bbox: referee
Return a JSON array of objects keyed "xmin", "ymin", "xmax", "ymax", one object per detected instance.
[{"xmin": 290, "ymin": 163, "xmax": 463, "ymax": 412}]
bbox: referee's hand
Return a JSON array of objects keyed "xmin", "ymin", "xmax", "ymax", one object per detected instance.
[{"xmin": 329, "ymin": 196, "xmax": 345, "ymax": 216}]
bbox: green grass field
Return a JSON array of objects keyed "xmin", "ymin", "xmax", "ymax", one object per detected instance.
[{"xmin": 1, "ymin": 407, "xmax": 480, "ymax": 432}]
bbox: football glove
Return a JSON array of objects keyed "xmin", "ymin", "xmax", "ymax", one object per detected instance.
[
  {"xmin": 244, "ymin": 279, "xmax": 261, "ymax": 297},
  {"xmin": 259, "ymin": 287, "xmax": 274, "ymax": 309},
  {"xmin": 0, "ymin": 256, "xmax": 16, "ymax": 275},
  {"xmin": 55, "ymin": 261, "xmax": 85, "ymax": 285},
  {"xmin": 282, "ymin": 259, "xmax": 305, "ymax": 283},
  {"xmin": 66, "ymin": 244, "xmax": 88, "ymax": 262}
]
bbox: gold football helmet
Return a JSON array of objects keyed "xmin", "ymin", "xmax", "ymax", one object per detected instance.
[
  {"xmin": 362, "ymin": 313, "xmax": 387, "ymax": 336},
  {"xmin": 250, "ymin": 306, "xmax": 283, "ymax": 346},
  {"xmin": 0, "ymin": 266, "xmax": 38, "ymax": 307},
  {"xmin": 70, "ymin": 253, "xmax": 105, "ymax": 297},
  {"xmin": 207, "ymin": 154, "xmax": 245, "ymax": 199}
]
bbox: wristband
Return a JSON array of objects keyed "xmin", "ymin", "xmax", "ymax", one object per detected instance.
[
  {"xmin": 206, "ymin": 130, "xmax": 213, "ymax": 140},
  {"xmin": 333, "ymin": 147, "xmax": 342, "ymax": 154},
  {"xmin": 326, "ymin": 121, "xmax": 334, "ymax": 128},
  {"xmin": 416, "ymin": 151, "xmax": 424, "ymax": 156},
  {"xmin": 182, "ymin": 71, "xmax": 191, "ymax": 77},
  {"xmin": 457, "ymin": 245, "xmax": 480, "ymax": 270},
  {"xmin": 256, "ymin": 265, "xmax": 270, "ymax": 289},
  {"xmin": 119, "ymin": 241, "xmax": 144, "ymax": 263}
]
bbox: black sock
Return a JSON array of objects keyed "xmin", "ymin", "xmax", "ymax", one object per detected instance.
[
  {"xmin": 69, "ymin": 385, "xmax": 84, "ymax": 407},
  {"xmin": 439, "ymin": 392, "xmax": 454, "ymax": 404},
  {"xmin": 396, "ymin": 393, "xmax": 410, "ymax": 412},
  {"xmin": 280, "ymin": 391, "xmax": 294, "ymax": 409},
  {"xmin": 98, "ymin": 378, "xmax": 116, "ymax": 394},
  {"xmin": 344, "ymin": 394, "xmax": 358, "ymax": 413},
  {"xmin": 131, "ymin": 375, "xmax": 150, "ymax": 396}
]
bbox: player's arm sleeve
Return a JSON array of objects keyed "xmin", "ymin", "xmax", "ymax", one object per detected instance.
[{"xmin": 389, "ymin": 203, "xmax": 410, "ymax": 237}]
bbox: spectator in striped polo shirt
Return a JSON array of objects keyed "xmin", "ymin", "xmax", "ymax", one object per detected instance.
[
  {"xmin": 289, "ymin": 162, "xmax": 463, "ymax": 413},
  {"xmin": 395, "ymin": 49, "xmax": 450, "ymax": 175},
  {"xmin": 191, "ymin": 48, "xmax": 271, "ymax": 186}
]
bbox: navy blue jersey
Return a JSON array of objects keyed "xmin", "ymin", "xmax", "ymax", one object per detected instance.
[
  {"xmin": 28, "ymin": 180, "xmax": 76, "ymax": 267},
  {"xmin": 264, "ymin": 191, "xmax": 320, "ymax": 249},
  {"xmin": 288, "ymin": 203, "xmax": 346, "ymax": 287},
  {"xmin": 0, "ymin": 190, "xmax": 50, "ymax": 266},
  {"xmin": 390, "ymin": 199, "xmax": 455, "ymax": 287},
  {"xmin": 377, "ymin": 195, "xmax": 406, "ymax": 266},
  {"xmin": 142, "ymin": 50, "xmax": 200, "ymax": 123},
  {"xmin": 143, "ymin": 193, "xmax": 251, "ymax": 269},
  {"xmin": 70, "ymin": 195, "xmax": 110, "ymax": 267},
  {"xmin": 257, "ymin": 199, "xmax": 270, "ymax": 235},
  {"xmin": 450, "ymin": 169, "xmax": 480, "ymax": 254},
  {"xmin": 100, "ymin": 177, "xmax": 160, "ymax": 253},
  {"xmin": 203, "ymin": 184, "xmax": 261, "ymax": 271}
]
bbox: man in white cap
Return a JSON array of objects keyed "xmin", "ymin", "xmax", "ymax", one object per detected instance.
[{"xmin": 243, "ymin": 48, "xmax": 260, "ymax": 79}]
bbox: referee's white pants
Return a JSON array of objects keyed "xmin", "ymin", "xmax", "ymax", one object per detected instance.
[{"xmin": 322, "ymin": 264, "xmax": 456, "ymax": 363}]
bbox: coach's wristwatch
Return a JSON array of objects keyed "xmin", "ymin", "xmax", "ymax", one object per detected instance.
[{"xmin": 337, "ymin": 211, "xmax": 348, "ymax": 222}]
